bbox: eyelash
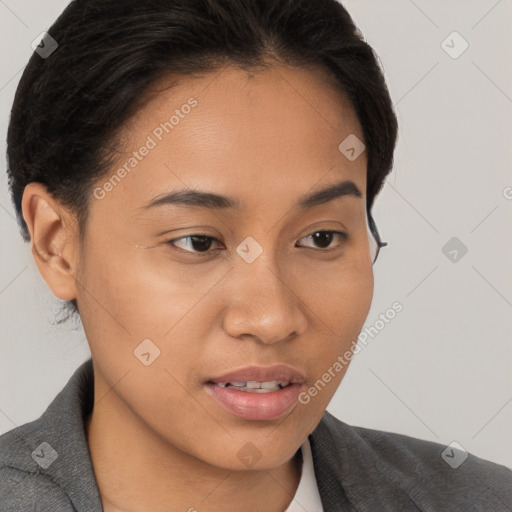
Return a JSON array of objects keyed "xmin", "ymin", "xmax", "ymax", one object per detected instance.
[{"xmin": 165, "ymin": 230, "xmax": 348, "ymax": 257}]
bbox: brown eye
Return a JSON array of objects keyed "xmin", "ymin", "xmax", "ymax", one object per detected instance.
[
  {"xmin": 296, "ymin": 231, "xmax": 348, "ymax": 251},
  {"xmin": 167, "ymin": 235, "xmax": 222, "ymax": 254}
]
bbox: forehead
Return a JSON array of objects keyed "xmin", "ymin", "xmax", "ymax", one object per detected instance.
[{"xmin": 99, "ymin": 64, "xmax": 367, "ymax": 216}]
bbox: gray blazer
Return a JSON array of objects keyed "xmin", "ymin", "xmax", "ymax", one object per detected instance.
[{"xmin": 1, "ymin": 359, "xmax": 511, "ymax": 511}]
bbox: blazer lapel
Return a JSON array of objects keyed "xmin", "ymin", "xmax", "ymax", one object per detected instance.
[{"xmin": 309, "ymin": 411, "xmax": 422, "ymax": 511}]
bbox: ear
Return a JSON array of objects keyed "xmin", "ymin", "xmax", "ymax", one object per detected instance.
[{"xmin": 21, "ymin": 183, "xmax": 79, "ymax": 301}]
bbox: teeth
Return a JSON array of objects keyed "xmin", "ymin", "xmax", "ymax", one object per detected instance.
[
  {"xmin": 213, "ymin": 380, "xmax": 290, "ymax": 392},
  {"xmin": 260, "ymin": 381, "xmax": 280, "ymax": 389},
  {"xmin": 247, "ymin": 381, "xmax": 265, "ymax": 389}
]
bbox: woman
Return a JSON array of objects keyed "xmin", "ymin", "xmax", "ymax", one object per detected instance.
[{"xmin": 1, "ymin": 0, "xmax": 510, "ymax": 510}]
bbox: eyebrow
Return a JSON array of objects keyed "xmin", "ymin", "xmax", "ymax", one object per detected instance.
[{"xmin": 142, "ymin": 179, "xmax": 362, "ymax": 211}]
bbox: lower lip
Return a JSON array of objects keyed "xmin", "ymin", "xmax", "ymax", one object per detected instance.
[{"xmin": 205, "ymin": 383, "xmax": 303, "ymax": 421}]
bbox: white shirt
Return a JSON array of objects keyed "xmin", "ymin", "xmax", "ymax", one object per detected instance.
[{"xmin": 283, "ymin": 438, "xmax": 324, "ymax": 512}]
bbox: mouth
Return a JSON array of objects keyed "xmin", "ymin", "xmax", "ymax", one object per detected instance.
[
  {"xmin": 204, "ymin": 365, "xmax": 306, "ymax": 421},
  {"xmin": 212, "ymin": 380, "xmax": 292, "ymax": 393}
]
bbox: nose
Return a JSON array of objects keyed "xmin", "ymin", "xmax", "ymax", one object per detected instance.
[{"xmin": 221, "ymin": 249, "xmax": 308, "ymax": 345}]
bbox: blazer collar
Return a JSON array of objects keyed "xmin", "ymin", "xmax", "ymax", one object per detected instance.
[{"xmin": 4, "ymin": 358, "xmax": 102, "ymax": 511}]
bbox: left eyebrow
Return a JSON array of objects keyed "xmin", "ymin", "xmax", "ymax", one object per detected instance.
[
  {"xmin": 141, "ymin": 179, "xmax": 362, "ymax": 211},
  {"xmin": 297, "ymin": 180, "xmax": 362, "ymax": 209}
]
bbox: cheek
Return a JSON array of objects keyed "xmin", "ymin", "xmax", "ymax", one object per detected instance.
[
  {"xmin": 297, "ymin": 254, "xmax": 374, "ymax": 396},
  {"xmin": 74, "ymin": 231, "xmax": 197, "ymax": 369},
  {"xmin": 75, "ymin": 232, "xmax": 236, "ymax": 409},
  {"xmin": 76, "ymin": 232, "xmax": 197, "ymax": 333},
  {"xmin": 300, "ymin": 252, "xmax": 374, "ymax": 337},
  {"xmin": 76, "ymin": 238, "xmax": 213, "ymax": 418}
]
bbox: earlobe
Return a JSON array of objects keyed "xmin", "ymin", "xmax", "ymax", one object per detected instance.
[{"xmin": 21, "ymin": 183, "xmax": 79, "ymax": 301}]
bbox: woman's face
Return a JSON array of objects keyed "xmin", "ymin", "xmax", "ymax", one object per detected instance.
[{"xmin": 76, "ymin": 64, "xmax": 374, "ymax": 469}]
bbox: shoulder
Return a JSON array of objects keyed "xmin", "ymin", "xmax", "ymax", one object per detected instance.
[
  {"xmin": 0, "ymin": 427, "xmax": 74, "ymax": 511},
  {"xmin": 311, "ymin": 411, "xmax": 512, "ymax": 510},
  {"xmin": 0, "ymin": 359, "xmax": 101, "ymax": 511}
]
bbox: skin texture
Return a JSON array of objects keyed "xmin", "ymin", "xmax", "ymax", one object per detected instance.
[{"xmin": 22, "ymin": 63, "xmax": 374, "ymax": 512}]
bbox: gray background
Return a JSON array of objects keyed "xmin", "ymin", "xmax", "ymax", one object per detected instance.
[{"xmin": 1, "ymin": 0, "xmax": 511, "ymax": 468}]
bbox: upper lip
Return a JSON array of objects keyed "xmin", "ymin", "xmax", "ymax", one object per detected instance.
[{"xmin": 208, "ymin": 365, "xmax": 306, "ymax": 384}]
